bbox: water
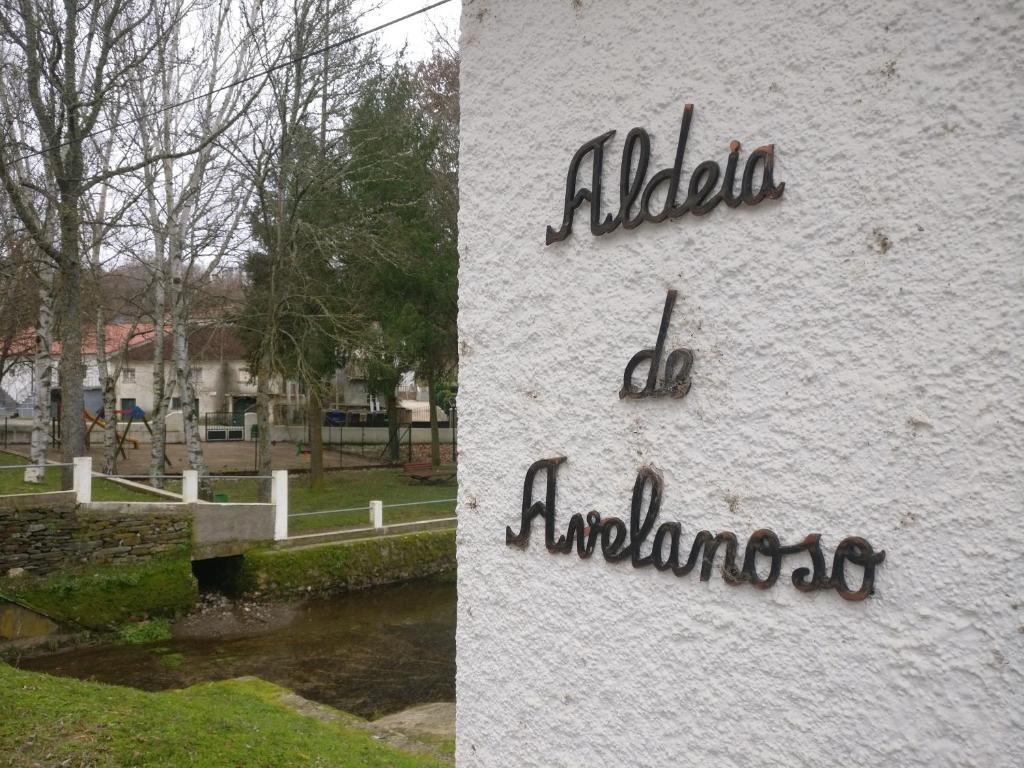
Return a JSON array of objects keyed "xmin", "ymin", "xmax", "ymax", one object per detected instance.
[{"xmin": 16, "ymin": 579, "xmax": 456, "ymax": 719}]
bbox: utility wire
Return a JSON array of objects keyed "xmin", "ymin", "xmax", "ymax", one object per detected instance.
[{"xmin": 10, "ymin": 0, "xmax": 456, "ymax": 165}]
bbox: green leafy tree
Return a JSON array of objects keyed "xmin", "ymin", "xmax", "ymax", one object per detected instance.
[
  {"xmin": 342, "ymin": 54, "xmax": 459, "ymax": 467},
  {"xmin": 238, "ymin": 127, "xmax": 355, "ymax": 489}
]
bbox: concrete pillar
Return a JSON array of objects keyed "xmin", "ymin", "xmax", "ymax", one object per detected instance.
[
  {"xmin": 272, "ymin": 469, "xmax": 289, "ymax": 540},
  {"xmin": 182, "ymin": 470, "xmax": 199, "ymax": 503},
  {"xmin": 370, "ymin": 499, "xmax": 383, "ymax": 529},
  {"xmin": 73, "ymin": 456, "xmax": 92, "ymax": 504}
]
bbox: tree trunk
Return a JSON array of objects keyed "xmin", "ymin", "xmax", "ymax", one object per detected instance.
[
  {"xmin": 90, "ymin": 122, "xmax": 120, "ymax": 477},
  {"xmin": 25, "ymin": 266, "xmax": 55, "ymax": 484},
  {"xmin": 427, "ymin": 371, "xmax": 440, "ymax": 468},
  {"xmin": 168, "ymin": 225, "xmax": 208, "ymax": 493},
  {"xmin": 58, "ymin": 200, "xmax": 85, "ymax": 489},
  {"xmin": 144, "ymin": 157, "xmax": 169, "ymax": 486},
  {"xmin": 387, "ymin": 392, "xmax": 400, "ymax": 462},
  {"xmin": 307, "ymin": 382, "xmax": 324, "ymax": 490},
  {"xmin": 173, "ymin": 316, "xmax": 208, "ymax": 489},
  {"xmin": 148, "ymin": 303, "xmax": 168, "ymax": 487},
  {"xmin": 256, "ymin": 360, "xmax": 272, "ymax": 501},
  {"xmin": 94, "ymin": 318, "xmax": 118, "ymax": 475}
]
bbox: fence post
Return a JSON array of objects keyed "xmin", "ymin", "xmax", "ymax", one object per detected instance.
[
  {"xmin": 272, "ymin": 470, "xmax": 289, "ymax": 540},
  {"xmin": 182, "ymin": 470, "xmax": 199, "ymax": 503},
  {"xmin": 73, "ymin": 456, "xmax": 92, "ymax": 504},
  {"xmin": 369, "ymin": 499, "xmax": 383, "ymax": 529}
]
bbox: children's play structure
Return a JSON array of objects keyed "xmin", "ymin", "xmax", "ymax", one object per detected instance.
[{"xmin": 83, "ymin": 406, "xmax": 170, "ymax": 465}]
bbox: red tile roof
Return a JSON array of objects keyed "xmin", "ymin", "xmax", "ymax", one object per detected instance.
[{"xmin": 7, "ymin": 323, "xmax": 162, "ymax": 356}]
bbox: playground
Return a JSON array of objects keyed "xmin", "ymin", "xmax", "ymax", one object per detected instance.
[{"xmin": 43, "ymin": 439, "xmax": 384, "ymax": 476}]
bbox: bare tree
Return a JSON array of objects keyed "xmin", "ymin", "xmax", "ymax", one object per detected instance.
[
  {"xmin": 0, "ymin": 0, "xmax": 256, "ymax": 484},
  {"xmin": 0, "ymin": 71, "xmax": 59, "ymax": 481},
  {"xmin": 0, "ymin": 1, "xmax": 156, "ymax": 476},
  {"xmin": 126, "ymin": 0, "xmax": 262, "ymax": 489}
]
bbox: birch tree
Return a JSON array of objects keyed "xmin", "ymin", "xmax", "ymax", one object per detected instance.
[{"xmin": 127, "ymin": 0, "xmax": 262, "ymax": 488}]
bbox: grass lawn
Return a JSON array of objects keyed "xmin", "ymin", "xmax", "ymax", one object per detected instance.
[
  {"xmin": 0, "ymin": 451, "xmax": 165, "ymax": 502},
  {"xmin": 0, "ymin": 663, "xmax": 448, "ymax": 767},
  {"xmin": 288, "ymin": 469, "xmax": 456, "ymax": 535},
  {"xmin": 177, "ymin": 469, "xmax": 456, "ymax": 536}
]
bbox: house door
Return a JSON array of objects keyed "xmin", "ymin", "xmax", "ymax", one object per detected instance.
[{"xmin": 231, "ymin": 396, "xmax": 256, "ymax": 427}]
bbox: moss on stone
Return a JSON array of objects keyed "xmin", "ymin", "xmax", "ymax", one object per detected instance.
[
  {"xmin": 116, "ymin": 618, "xmax": 173, "ymax": 645},
  {"xmin": 0, "ymin": 551, "xmax": 197, "ymax": 629},
  {"xmin": 235, "ymin": 530, "xmax": 456, "ymax": 598}
]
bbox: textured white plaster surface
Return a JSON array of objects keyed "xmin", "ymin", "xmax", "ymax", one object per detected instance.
[{"xmin": 455, "ymin": 1, "xmax": 1024, "ymax": 765}]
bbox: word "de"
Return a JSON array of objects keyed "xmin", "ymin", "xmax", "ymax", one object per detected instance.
[{"xmin": 620, "ymin": 290, "xmax": 694, "ymax": 400}]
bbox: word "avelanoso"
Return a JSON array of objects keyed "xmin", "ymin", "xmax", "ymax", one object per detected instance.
[
  {"xmin": 505, "ymin": 458, "xmax": 886, "ymax": 601},
  {"xmin": 545, "ymin": 104, "xmax": 785, "ymax": 245}
]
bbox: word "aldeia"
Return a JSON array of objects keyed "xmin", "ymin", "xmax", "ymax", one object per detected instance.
[
  {"xmin": 545, "ymin": 104, "xmax": 785, "ymax": 245},
  {"xmin": 506, "ymin": 458, "xmax": 886, "ymax": 601}
]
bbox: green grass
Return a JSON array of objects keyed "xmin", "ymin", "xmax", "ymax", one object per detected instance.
[
  {"xmin": 288, "ymin": 469, "xmax": 456, "ymax": 535},
  {"xmin": 116, "ymin": 618, "xmax": 173, "ymax": 645},
  {"xmin": 0, "ymin": 663, "xmax": 447, "ymax": 767},
  {"xmin": 0, "ymin": 451, "xmax": 165, "ymax": 502},
  {"xmin": 0, "ymin": 553, "xmax": 197, "ymax": 629}
]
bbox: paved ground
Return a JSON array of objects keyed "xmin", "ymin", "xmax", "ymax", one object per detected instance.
[
  {"xmin": 276, "ymin": 690, "xmax": 454, "ymax": 765},
  {"xmin": 35, "ymin": 440, "xmax": 386, "ymax": 476},
  {"xmin": 373, "ymin": 703, "xmax": 456, "ymax": 741}
]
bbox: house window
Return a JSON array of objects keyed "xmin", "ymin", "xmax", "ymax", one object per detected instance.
[
  {"xmin": 121, "ymin": 368, "xmax": 136, "ymax": 383},
  {"xmin": 238, "ymin": 367, "xmax": 253, "ymax": 384},
  {"xmin": 171, "ymin": 397, "xmax": 198, "ymax": 413}
]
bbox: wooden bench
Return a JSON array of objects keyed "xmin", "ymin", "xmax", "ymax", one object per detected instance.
[{"xmin": 403, "ymin": 461, "xmax": 457, "ymax": 484}]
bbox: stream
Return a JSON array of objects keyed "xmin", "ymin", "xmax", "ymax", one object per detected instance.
[{"xmin": 15, "ymin": 578, "xmax": 456, "ymax": 719}]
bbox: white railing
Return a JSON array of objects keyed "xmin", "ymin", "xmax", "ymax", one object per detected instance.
[
  {"xmin": 287, "ymin": 496, "xmax": 456, "ymax": 532},
  {"xmin": 71, "ymin": 458, "xmax": 290, "ymax": 542},
  {"xmin": 31, "ymin": 459, "xmax": 451, "ymax": 545}
]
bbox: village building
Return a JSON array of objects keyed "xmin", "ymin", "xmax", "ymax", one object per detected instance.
[{"xmin": 1, "ymin": 321, "xmax": 441, "ymax": 444}]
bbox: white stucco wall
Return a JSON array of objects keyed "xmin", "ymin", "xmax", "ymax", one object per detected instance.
[{"xmin": 456, "ymin": 1, "xmax": 1023, "ymax": 766}]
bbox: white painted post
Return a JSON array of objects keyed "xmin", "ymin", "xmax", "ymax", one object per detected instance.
[
  {"xmin": 272, "ymin": 470, "xmax": 289, "ymax": 540},
  {"xmin": 182, "ymin": 470, "xmax": 199, "ymax": 503},
  {"xmin": 370, "ymin": 499, "xmax": 383, "ymax": 529},
  {"xmin": 73, "ymin": 456, "xmax": 92, "ymax": 504}
]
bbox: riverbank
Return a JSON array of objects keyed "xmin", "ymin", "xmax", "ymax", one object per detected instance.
[
  {"xmin": 0, "ymin": 662, "xmax": 451, "ymax": 767},
  {"xmin": 233, "ymin": 529, "xmax": 456, "ymax": 598},
  {"xmin": 1, "ymin": 526, "xmax": 455, "ymax": 646},
  {"xmin": 0, "ymin": 551, "xmax": 196, "ymax": 633},
  {"xmin": 14, "ymin": 576, "xmax": 456, "ymax": 720}
]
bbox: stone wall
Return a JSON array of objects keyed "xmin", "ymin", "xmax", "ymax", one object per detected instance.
[
  {"xmin": 0, "ymin": 493, "xmax": 191, "ymax": 577},
  {"xmin": 236, "ymin": 529, "xmax": 456, "ymax": 599}
]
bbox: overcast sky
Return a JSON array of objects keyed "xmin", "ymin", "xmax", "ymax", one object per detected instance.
[{"xmin": 359, "ymin": 0, "xmax": 461, "ymax": 60}]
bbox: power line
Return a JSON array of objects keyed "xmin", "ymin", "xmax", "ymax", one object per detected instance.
[{"xmin": 10, "ymin": 0, "xmax": 456, "ymax": 165}]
